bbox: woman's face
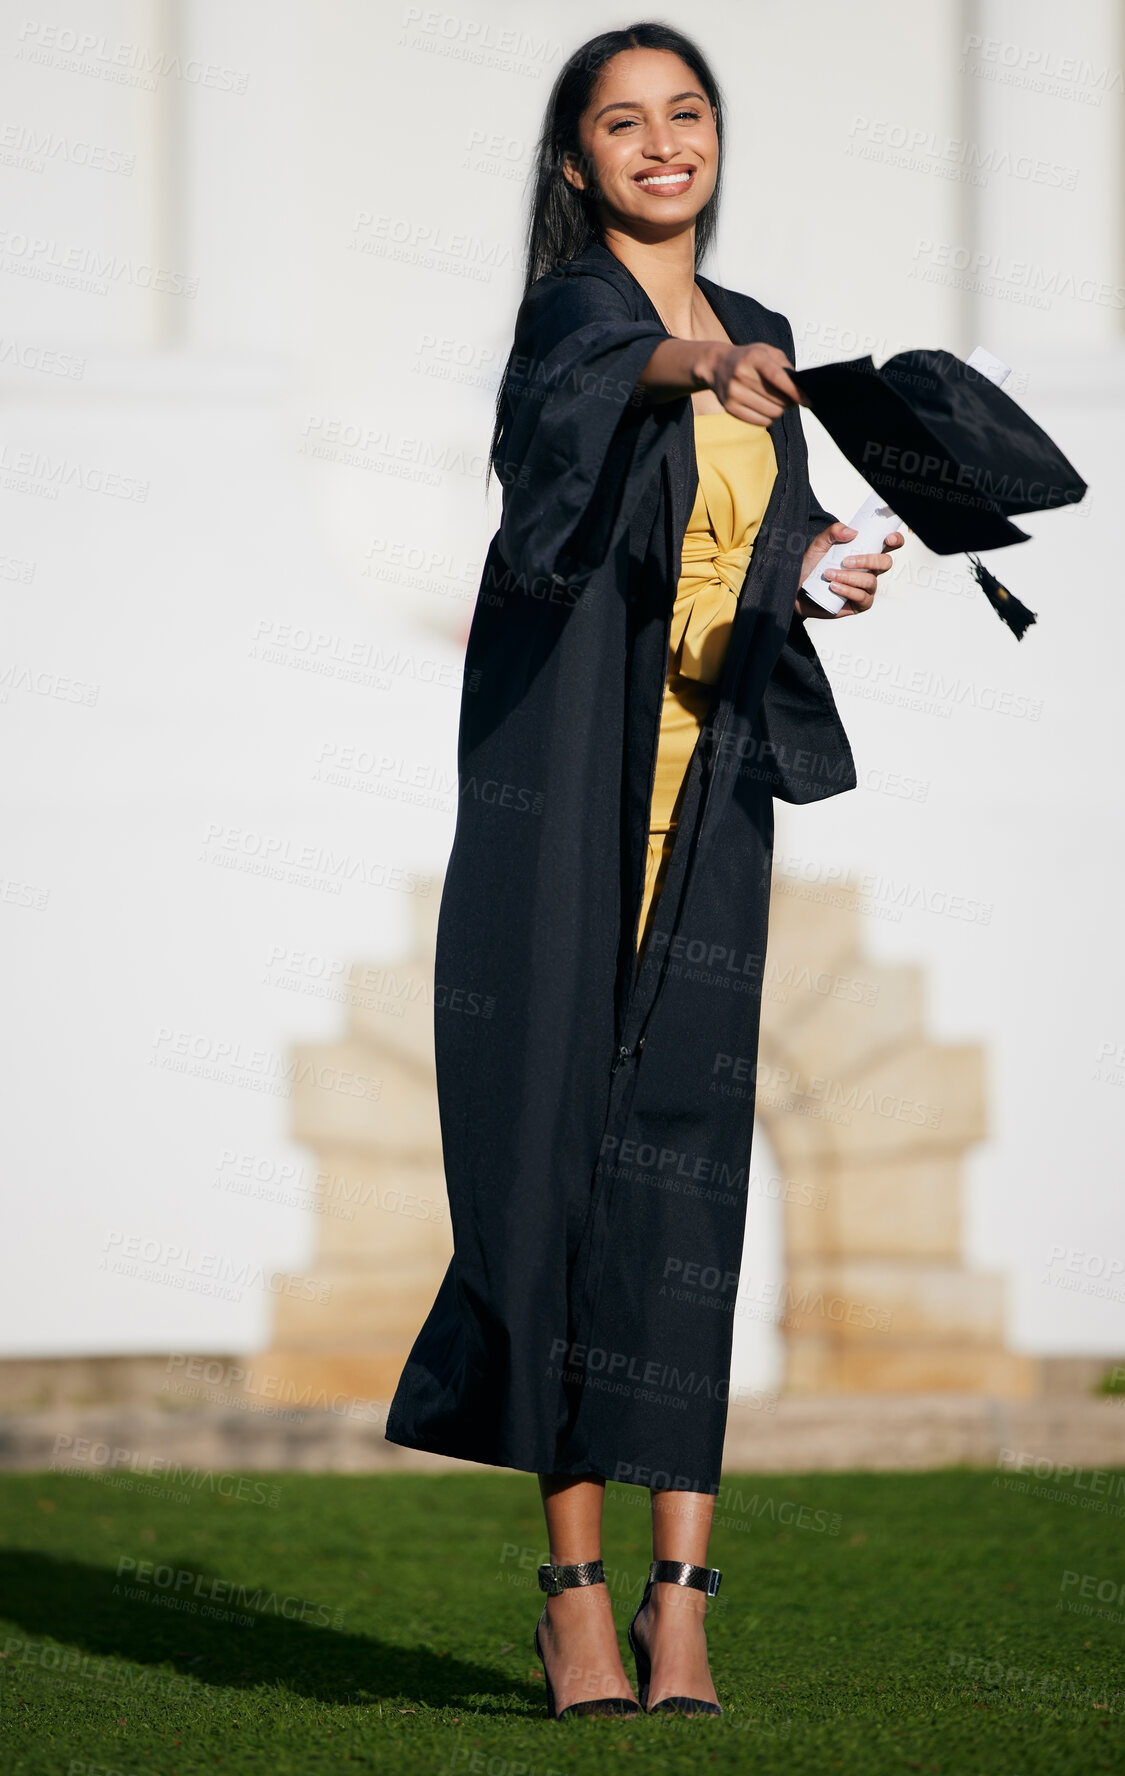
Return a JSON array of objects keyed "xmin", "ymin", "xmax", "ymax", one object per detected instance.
[{"xmin": 562, "ymin": 47, "xmax": 718, "ymax": 236}]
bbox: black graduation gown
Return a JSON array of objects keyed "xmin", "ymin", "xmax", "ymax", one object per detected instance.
[{"xmin": 385, "ymin": 238, "xmax": 857, "ymax": 1494}]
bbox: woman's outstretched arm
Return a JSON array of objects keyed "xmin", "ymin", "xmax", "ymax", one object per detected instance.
[
  {"xmin": 636, "ymin": 337, "xmax": 803, "ymax": 425},
  {"xmin": 638, "ymin": 331, "xmax": 903, "ymax": 614}
]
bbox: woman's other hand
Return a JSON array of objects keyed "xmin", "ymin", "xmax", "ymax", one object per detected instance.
[{"xmin": 795, "ymin": 521, "xmax": 904, "ymax": 619}]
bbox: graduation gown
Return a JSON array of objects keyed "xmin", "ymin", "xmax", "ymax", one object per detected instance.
[{"xmin": 385, "ymin": 238, "xmax": 856, "ymax": 1494}]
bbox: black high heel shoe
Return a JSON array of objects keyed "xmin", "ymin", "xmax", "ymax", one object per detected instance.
[
  {"xmin": 627, "ymin": 1559, "xmax": 724, "ymax": 1716},
  {"xmin": 533, "ymin": 1560, "xmax": 640, "ymax": 1720}
]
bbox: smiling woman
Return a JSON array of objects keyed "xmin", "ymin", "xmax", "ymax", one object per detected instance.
[
  {"xmin": 595, "ymin": 91, "xmax": 709, "ymax": 197},
  {"xmin": 385, "ymin": 19, "xmax": 901, "ymax": 1723}
]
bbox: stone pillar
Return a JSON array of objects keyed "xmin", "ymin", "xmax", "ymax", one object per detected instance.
[
  {"xmin": 759, "ymin": 876, "xmax": 1035, "ymax": 1397},
  {"xmin": 258, "ymin": 889, "xmax": 452, "ymax": 1403}
]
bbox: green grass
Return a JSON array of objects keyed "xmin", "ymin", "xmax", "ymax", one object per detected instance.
[{"xmin": 0, "ymin": 1467, "xmax": 1122, "ymax": 1773}]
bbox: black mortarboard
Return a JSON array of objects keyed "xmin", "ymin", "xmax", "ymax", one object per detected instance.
[{"xmin": 790, "ymin": 347, "xmax": 1088, "ymax": 638}]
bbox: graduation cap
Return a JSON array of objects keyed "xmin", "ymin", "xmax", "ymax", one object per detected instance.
[{"xmin": 789, "ymin": 345, "xmax": 1088, "ymax": 638}]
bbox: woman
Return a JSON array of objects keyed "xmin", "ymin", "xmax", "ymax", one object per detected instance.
[{"xmin": 386, "ymin": 22, "xmax": 901, "ymax": 1718}]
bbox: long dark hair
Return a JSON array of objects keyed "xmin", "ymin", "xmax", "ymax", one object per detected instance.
[{"xmin": 485, "ymin": 22, "xmax": 726, "ymax": 489}]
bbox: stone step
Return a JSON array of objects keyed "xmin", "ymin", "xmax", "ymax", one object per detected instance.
[
  {"xmin": 344, "ymin": 956, "xmax": 437, "ymax": 1066},
  {"xmin": 766, "ymin": 875, "xmax": 864, "ymax": 976},
  {"xmin": 761, "ymin": 958, "xmax": 925, "ymax": 1079},
  {"xmin": 781, "ymin": 1260, "xmax": 1006, "ymax": 1341},
  {"xmin": 5, "ymin": 1396, "xmax": 1123, "ymax": 1475},
  {"xmin": 3, "ymin": 1354, "xmax": 1115, "ymax": 1412},
  {"xmin": 290, "ymin": 1040, "xmax": 442, "ymax": 1156},
  {"xmin": 301, "ymin": 1151, "xmax": 452, "ymax": 1263},
  {"xmin": 763, "ymin": 1038, "xmax": 986, "ymax": 1166},
  {"xmin": 269, "ymin": 1256, "xmax": 449, "ymax": 1344},
  {"xmin": 250, "ymin": 1347, "xmax": 411, "ymax": 1410},
  {"xmin": 783, "ymin": 1155, "xmax": 963, "ymax": 1260},
  {"xmin": 784, "ymin": 1340, "xmax": 1037, "ymax": 1396},
  {"xmin": 724, "ymin": 1391, "xmax": 1125, "ymax": 1471}
]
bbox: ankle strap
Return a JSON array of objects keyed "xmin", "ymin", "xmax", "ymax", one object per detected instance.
[
  {"xmin": 649, "ymin": 1559, "xmax": 722, "ymax": 1597},
  {"xmin": 538, "ymin": 1559, "xmax": 606, "ymax": 1596}
]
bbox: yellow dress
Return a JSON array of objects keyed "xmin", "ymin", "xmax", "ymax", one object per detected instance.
[{"xmin": 636, "ymin": 409, "xmax": 778, "ymax": 959}]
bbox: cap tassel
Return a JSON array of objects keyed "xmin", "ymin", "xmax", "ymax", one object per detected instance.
[{"xmin": 966, "ymin": 552, "xmax": 1037, "ymax": 640}]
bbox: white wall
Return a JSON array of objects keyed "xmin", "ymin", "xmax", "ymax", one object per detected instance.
[{"xmin": 1, "ymin": 0, "xmax": 1121, "ymax": 1368}]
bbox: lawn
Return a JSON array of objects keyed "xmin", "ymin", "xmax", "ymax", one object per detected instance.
[{"xmin": 0, "ymin": 1467, "xmax": 1121, "ymax": 1773}]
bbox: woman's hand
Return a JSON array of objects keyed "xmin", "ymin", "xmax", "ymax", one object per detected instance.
[
  {"xmin": 796, "ymin": 521, "xmax": 904, "ymax": 620},
  {"xmin": 709, "ymin": 343, "xmax": 803, "ymax": 426},
  {"xmin": 637, "ymin": 340, "xmax": 803, "ymax": 416}
]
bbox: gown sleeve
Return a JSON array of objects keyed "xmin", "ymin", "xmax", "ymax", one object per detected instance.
[{"xmin": 494, "ymin": 268, "xmax": 676, "ymax": 590}]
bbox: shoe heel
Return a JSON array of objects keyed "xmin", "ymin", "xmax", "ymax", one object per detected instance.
[
  {"xmin": 627, "ymin": 1589, "xmax": 652, "ymax": 1711},
  {"xmin": 534, "ymin": 1623, "xmax": 558, "ymax": 1718}
]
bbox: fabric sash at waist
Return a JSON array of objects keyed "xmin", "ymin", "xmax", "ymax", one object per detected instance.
[{"xmin": 669, "ymin": 536, "xmax": 754, "ymax": 685}]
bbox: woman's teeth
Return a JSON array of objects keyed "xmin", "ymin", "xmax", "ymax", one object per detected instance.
[{"xmin": 636, "ymin": 171, "xmax": 693, "ymax": 189}]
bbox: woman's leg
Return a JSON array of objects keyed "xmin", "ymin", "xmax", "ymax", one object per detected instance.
[
  {"xmin": 631, "ymin": 1488, "xmax": 720, "ymax": 1707},
  {"xmin": 536, "ymin": 1475, "xmax": 636, "ymax": 1709}
]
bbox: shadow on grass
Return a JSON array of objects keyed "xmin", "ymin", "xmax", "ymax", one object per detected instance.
[{"xmin": 0, "ymin": 1548, "xmax": 535, "ymax": 1714}]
